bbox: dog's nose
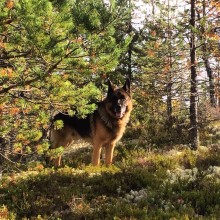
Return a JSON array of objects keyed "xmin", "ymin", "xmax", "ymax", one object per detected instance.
[{"xmin": 115, "ymin": 105, "xmax": 121, "ymax": 111}]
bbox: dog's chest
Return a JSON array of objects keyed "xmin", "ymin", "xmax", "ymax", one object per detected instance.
[{"xmin": 99, "ymin": 120, "xmax": 125, "ymax": 141}]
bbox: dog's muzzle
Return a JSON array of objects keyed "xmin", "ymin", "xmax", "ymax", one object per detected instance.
[{"xmin": 114, "ymin": 105, "xmax": 126, "ymax": 119}]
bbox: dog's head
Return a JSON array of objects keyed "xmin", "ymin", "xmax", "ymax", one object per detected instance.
[{"xmin": 105, "ymin": 79, "xmax": 132, "ymax": 119}]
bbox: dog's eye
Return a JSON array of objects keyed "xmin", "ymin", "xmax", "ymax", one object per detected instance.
[{"xmin": 111, "ymin": 95, "xmax": 117, "ymax": 101}]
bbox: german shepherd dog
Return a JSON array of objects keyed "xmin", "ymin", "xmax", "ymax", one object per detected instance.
[{"xmin": 50, "ymin": 79, "xmax": 132, "ymax": 166}]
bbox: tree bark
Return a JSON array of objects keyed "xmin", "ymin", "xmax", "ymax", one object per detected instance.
[
  {"xmin": 189, "ymin": 0, "xmax": 199, "ymax": 150},
  {"xmin": 127, "ymin": 0, "xmax": 132, "ymax": 81},
  {"xmin": 166, "ymin": 0, "xmax": 173, "ymax": 121},
  {"xmin": 202, "ymin": 0, "xmax": 216, "ymax": 107},
  {"xmin": 196, "ymin": 0, "xmax": 216, "ymax": 107},
  {"xmin": 204, "ymin": 58, "xmax": 216, "ymax": 107}
]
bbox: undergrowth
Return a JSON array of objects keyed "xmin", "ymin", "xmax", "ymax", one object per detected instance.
[{"xmin": 0, "ymin": 144, "xmax": 220, "ymax": 219}]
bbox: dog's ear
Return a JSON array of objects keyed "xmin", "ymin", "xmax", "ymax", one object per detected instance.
[
  {"xmin": 122, "ymin": 78, "xmax": 131, "ymax": 95},
  {"xmin": 107, "ymin": 79, "xmax": 114, "ymax": 96}
]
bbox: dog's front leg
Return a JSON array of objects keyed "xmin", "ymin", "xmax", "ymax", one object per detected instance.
[
  {"xmin": 92, "ymin": 142, "xmax": 102, "ymax": 166},
  {"xmin": 105, "ymin": 142, "xmax": 115, "ymax": 165}
]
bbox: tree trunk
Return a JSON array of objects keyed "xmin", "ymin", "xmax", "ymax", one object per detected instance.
[
  {"xmin": 204, "ymin": 58, "xmax": 216, "ymax": 106},
  {"xmin": 202, "ymin": 0, "xmax": 216, "ymax": 107},
  {"xmin": 127, "ymin": 0, "xmax": 132, "ymax": 81},
  {"xmin": 166, "ymin": 0, "xmax": 173, "ymax": 121},
  {"xmin": 218, "ymin": 61, "xmax": 220, "ymax": 107},
  {"xmin": 198, "ymin": 0, "xmax": 216, "ymax": 107},
  {"xmin": 189, "ymin": 0, "xmax": 199, "ymax": 150}
]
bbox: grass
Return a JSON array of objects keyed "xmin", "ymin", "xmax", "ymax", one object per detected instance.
[{"xmin": 0, "ymin": 144, "xmax": 220, "ymax": 219}]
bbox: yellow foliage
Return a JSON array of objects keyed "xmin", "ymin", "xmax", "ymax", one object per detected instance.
[
  {"xmin": 0, "ymin": 205, "xmax": 9, "ymax": 220},
  {"xmin": 147, "ymin": 50, "xmax": 155, "ymax": 57},
  {"xmin": 9, "ymin": 107, "xmax": 20, "ymax": 115},
  {"xmin": 13, "ymin": 146, "xmax": 22, "ymax": 153},
  {"xmin": 151, "ymin": 30, "xmax": 157, "ymax": 36},
  {"xmin": 205, "ymin": 33, "xmax": 220, "ymax": 41},
  {"xmin": 210, "ymin": 1, "xmax": 220, "ymax": 10},
  {"xmin": 35, "ymin": 164, "xmax": 44, "ymax": 171},
  {"xmin": 154, "ymin": 41, "xmax": 160, "ymax": 49},
  {"xmin": 6, "ymin": 0, "xmax": 14, "ymax": 9},
  {"xmin": 16, "ymin": 134, "xmax": 25, "ymax": 142},
  {"xmin": 162, "ymin": 64, "xmax": 171, "ymax": 74},
  {"xmin": 0, "ymin": 42, "xmax": 6, "ymax": 49},
  {"xmin": 0, "ymin": 68, "xmax": 15, "ymax": 78}
]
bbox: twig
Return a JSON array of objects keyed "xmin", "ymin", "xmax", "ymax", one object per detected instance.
[{"xmin": 0, "ymin": 152, "xmax": 22, "ymax": 172}]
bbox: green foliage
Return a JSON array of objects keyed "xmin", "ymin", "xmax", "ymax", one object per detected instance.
[
  {"xmin": 53, "ymin": 120, "xmax": 64, "ymax": 130},
  {"xmin": 0, "ymin": 0, "xmax": 129, "ymax": 161},
  {"xmin": 47, "ymin": 147, "xmax": 64, "ymax": 159}
]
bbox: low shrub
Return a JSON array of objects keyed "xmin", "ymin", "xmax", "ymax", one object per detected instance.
[{"xmin": 1, "ymin": 145, "xmax": 220, "ymax": 219}]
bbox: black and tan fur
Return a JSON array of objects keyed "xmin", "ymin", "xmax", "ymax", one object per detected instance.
[{"xmin": 50, "ymin": 79, "xmax": 132, "ymax": 166}]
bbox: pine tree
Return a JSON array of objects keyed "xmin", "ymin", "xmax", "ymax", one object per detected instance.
[
  {"xmin": 0, "ymin": 0, "xmax": 130, "ymax": 162},
  {"xmin": 189, "ymin": 0, "xmax": 199, "ymax": 150}
]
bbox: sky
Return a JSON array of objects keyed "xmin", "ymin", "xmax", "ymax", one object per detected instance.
[{"xmin": 132, "ymin": 0, "xmax": 189, "ymax": 29}]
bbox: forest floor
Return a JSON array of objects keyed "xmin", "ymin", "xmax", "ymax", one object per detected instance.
[{"xmin": 0, "ymin": 142, "xmax": 220, "ymax": 219}]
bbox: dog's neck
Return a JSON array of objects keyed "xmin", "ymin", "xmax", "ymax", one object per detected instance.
[{"xmin": 98, "ymin": 106, "xmax": 114, "ymax": 130}]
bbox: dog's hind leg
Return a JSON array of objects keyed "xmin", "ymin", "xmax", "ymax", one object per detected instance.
[
  {"xmin": 48, "ymin": 137, "xmax": 63, "ymax": 167},
  {"xmin": 52, "ymin": 156, "xmax": 62, "ymax": 167},
  {"xmin": 49, "ymin": 127, "xmax": 73, "ymax": 167}
]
